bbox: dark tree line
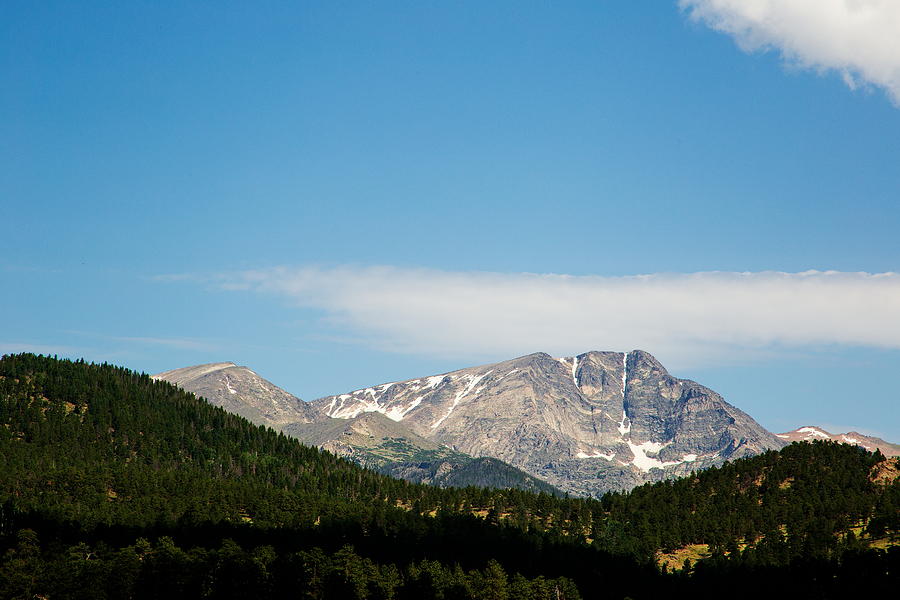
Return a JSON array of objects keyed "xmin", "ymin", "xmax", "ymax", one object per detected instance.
[{"xmin": 0, "ymin": 530, "xmax": 581, "ymax": 600}]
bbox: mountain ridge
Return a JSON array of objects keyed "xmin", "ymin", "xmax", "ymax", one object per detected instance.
[
  {"xmin": 153, "ymin": 360, "xmax": 560, "ymax": 494},
  {"xmin": 311, "ymin": 349, "xmax": 787, "ymax": 496},
  {"xmin": 778, "ymin": 425, "xmax": 900, "ymax": 456},
  {"xmin": 152, "ymin": 361, "xmax": 320, "ymax": 428}
]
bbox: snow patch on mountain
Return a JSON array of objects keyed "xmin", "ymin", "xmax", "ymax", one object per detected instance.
[
  {"xmin": 426, "ymin": 376, "xmax": 445, "ymax": 390},
  {"xmin": 571, "ymin": 356, "xmax": 579, "ymax": 387},
  {"xmin": 626, "ymin": 440, "xmax": 696, "ymax": 473},
  {"xmin": 797, "ymin": 426, "xmax": 831, "ymax": 439},
  {"xmin": 384, "ymin": 397, "xmax": 424, "ymax": 422},
  {"xmin": 431, "ymin": 371, "xmax": 492, "ymax": 429},
  {"xmin": 576, "ymin": 450, "xmax": 615, "ymax": 460}
]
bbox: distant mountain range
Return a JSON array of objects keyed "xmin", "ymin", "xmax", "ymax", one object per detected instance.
[
  {"xmin": 155, "ymin": 351, "xmax": 898, "ymax": 496},
  {"xmin": 308, "ymin": 350, "xmax": 787, "ymax": 496},
  {"xmin": 777, "ymin": 425, "xmax": 900, "ymax": 456}
]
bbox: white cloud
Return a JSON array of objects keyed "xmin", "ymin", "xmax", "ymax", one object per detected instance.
[
  {"xmin": 222, "ymin": 266, "xmax": 900, "ymax": 367},
  {"xmin": 679, "ymin": 0, "xmax": 900, "ymax": 104}
]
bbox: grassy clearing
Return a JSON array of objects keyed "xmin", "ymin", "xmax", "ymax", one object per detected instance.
[{"xmin": 656, "ymin": 544, "xmax": 710, "ymax": 571}]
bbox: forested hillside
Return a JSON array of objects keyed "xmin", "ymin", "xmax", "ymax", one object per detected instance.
[
  {"xmin": 601, "ymin": 441, "xmax": 900, "ymax": 563},
  {"xmin": 1, "ymin": 354, "xmax": 898, "ymax": 599}
]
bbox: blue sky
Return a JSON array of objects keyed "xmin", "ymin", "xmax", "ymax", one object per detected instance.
[{"xmin": 3, "ymin": 1, "xmax": 899, "ymax": 440}]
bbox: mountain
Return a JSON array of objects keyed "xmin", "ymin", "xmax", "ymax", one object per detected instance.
[
  {"xmin": 152, "ymin": 361, "xmax": 320, "ymax": 428},
  {"xmin": 156, "ymin": 351, "xmax": 788, "ymax": 498},
  {"xmin": 312, "ymin": 350, "xmax": 788, "ymax": 496},
  {"xmin": 155, "ymin": 361, "xmax": 558, "ymax": 494},
  {"xmin": 778, "ymin": 425, "xmax": 900, "ymax": 456}
]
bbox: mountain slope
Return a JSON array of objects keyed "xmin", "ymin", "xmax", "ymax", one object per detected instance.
[
  {"xmin": 0, "ymin": 355, "xmax": 406, "ymax": 529},
  {"xmin": 312, "ymin": 350, "xmax": 787, "ymax": 496},
  {"xmin": 152, "ymin": 361, "xmax": 320, "ymax": 428},
  {"xmin": 284, "ymin": 410, "xmax": 451, "ymax": 465},
  {"xmin": 286, "ymin": 412, "xmax": 561, "ymax": 493},
  {"xmin": 778, "ymin": 425, "xmax": 900, "ymax": 456},
  {"xmin": 602, "ymin": 440, "xmax": 900, "ymax": 570}
]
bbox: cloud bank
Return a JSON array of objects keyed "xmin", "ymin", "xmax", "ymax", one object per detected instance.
[
  {"xmin": 679, "ymin": 0, "xmax": 900, "ymax": 104},
  {"xmin": 223, "ymin": 267, "xmax": 900, "ymax": 367}
]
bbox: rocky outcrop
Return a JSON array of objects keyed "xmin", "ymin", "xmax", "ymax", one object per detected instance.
[{"xmin": 312, "ymin": 350, "xmax": 787, "ymax": 496}]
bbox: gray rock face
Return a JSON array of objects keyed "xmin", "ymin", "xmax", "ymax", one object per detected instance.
[
  {"xmin": 311, "ymin": 350, "xmax": 787, "ymax": 496},
  {"xmin": 152, "ymin": 362, "xmax": 320, "ymax": 428}
]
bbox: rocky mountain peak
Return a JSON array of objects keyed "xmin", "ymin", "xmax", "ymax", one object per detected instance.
[
  {"xmin": 155, "ymin": 351, "xmax": 793, "ymax": 496},
  {"xmin": 626, "ymin": 349, "xmax": 668, "ymax": 379},
  {"xmin": 312, "ymin": 349, "xmax": 786, "ymax": 496},
  {"xmin": 154, "ymin": 362, "xmax": 238, "ymax": 385},
  {"xmin": 564, "ymin": 351, "xmax": 625, "ymax": 402},
  {"xmin": 152, "ymin": 362, "xmax": 320, "ymax": 428}
]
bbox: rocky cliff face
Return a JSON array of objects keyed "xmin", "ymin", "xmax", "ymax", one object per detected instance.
[
  {"xmin": 311, "ymin": 350, "xmax": 787, "ymax": 496},
  {"xmin": 152, "ymin": 362, "xmax": 320, "ymax": 428},
  {"xmin": 778, "ymin": 426, "xmax": 900, "ymax": 456}
]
